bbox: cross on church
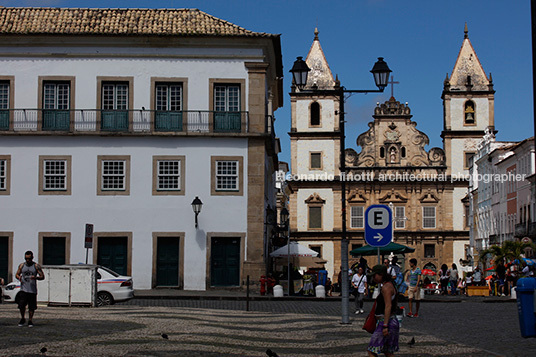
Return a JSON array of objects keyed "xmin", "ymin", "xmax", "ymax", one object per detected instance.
[{"xmin": 388, "ymin": 75, "xmax": 399, "ymax": 98}]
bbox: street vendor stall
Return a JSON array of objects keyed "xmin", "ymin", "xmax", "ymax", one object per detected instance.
[{"xmin": 270, "ymin": 242, "xmax": 319, "ymax": 295}]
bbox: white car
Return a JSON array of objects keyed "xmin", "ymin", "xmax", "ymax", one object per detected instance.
[
  {"xmin": 1, "ymin": 266, "xmax": 134, "ymax": 307},
  {"xmin": 95, "ymin": 266, "xmax": 134, "ymax": 306},
  {"xmin": 2, "ymin": 281, "xmax": 20, "ymax": 302}
]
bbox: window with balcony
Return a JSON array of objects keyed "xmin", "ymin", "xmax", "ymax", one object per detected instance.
[
  {"xmin": 0, "ymin": 81, "xmax": 9, "ymax": 130},
  {"xmin": 155, "ymin": 83, "xmax": 183, "ymax": 131},
  {"xmin": 350, "ymin": 206, "xmax": 364, "ymax": 228},
  {"xmin": 102, "ymin": 83, "xmax": 128, "ymax": 131},
  {"xmin": 214, "ymin": 84, "xmax": 241, "ymax": 132},
  {"xmin": 97, "ymin": 77, "xmax": 132, "ymax": 132},
  {"xmin": 42, "ymin": 82, "xmax": 70, "ymax": 130}
]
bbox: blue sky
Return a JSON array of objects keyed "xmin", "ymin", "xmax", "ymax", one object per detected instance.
[{"xmin": 2, "ymin": 0, "xmax": 533, "ymax": 166}]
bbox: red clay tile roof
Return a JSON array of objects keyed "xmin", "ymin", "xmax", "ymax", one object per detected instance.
[{"xmin": 0, "ymin": 7, "xmax": 275, "ymax": 37}]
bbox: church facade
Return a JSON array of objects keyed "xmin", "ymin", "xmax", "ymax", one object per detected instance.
[{"xmin": 287, "ymin": 26, "xmax": 494, "ymax": 277}]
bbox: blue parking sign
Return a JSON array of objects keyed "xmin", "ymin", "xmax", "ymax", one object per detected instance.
[{"xmin": 365, "ymin": 205, "xmax": 393, "ymax": 247}]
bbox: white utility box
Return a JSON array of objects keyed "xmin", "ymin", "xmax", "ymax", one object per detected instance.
[{"xmin": 37, "ymin": 265, "xmax": 98, "ymax": 306}]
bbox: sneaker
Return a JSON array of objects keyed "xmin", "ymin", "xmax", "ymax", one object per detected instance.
[
  {"xmin": 360, "ymin": 309, "xmax": 364, "ymax": 314},
  {"xmin": 355, "ymin": 310, "xmax": 360, "ymax": 314},
  {"xmin": 407, "ymin": 313, "xmax": 414, "ymax": 318},
  {"xmin": 28, "ymin": 321, "xmax": 34, "ymax": 328},
  {"xmin": 18, "ymin": 318, "xmax": 26, "ymax": 327},
  {"xmin": 413, "ymin": 313, "xmax": 419, "ymax": 318}
]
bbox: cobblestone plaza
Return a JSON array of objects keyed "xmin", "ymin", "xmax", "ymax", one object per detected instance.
[{"xmin": 1, "ymin": 298, "xmax": 535, "ymax": 356}]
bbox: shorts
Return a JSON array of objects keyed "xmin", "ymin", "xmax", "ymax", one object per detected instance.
[
  {"xmin": 408, "ymin": 286, "xmax": 421, "ymax": 300},
  {"xmin": 17, "ymin": 291, "xmax": 37, "ymax": 311},
  {"xmin": 368, "ymin": 316, "xmax": 400, "ymax": 355}
]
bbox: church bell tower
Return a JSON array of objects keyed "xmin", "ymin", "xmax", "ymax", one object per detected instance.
[{"xmin": 442, "ymin": 24, "xmax": 495, "ymax": 176}]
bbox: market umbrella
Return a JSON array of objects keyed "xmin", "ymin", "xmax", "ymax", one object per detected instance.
[
  {"xmin": 270, "ymin": 242, "xmax": 319, "ymax": 296},
  {"xmin": 422, "ymin": 269, "xmax": 436, "ymax": 276},
  {"xmin": 350, "ymin": 242, "xmax": 415, "ymax": 256},
  {"xmin": 270, "ymin": 241, "xmax": 319, "ymax": 257}
]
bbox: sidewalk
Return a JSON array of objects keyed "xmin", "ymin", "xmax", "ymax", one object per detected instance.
[{"xmin": 133, "ymin": 288, "xmax": 516, "ymax": 303}]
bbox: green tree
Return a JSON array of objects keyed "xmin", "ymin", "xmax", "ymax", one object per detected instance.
[{"xmin": 479, "ymin": 240, "xmax": 535, "ymax": 269}]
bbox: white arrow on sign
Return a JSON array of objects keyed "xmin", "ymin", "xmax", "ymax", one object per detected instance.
[{"xmin": 374, "ymin": 233, "xmax": 383, "ymax": 242}]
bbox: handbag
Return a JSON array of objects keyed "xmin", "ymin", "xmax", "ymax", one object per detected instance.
[{"xmin": 362, "ymin": 301, "xmax": 377, "ymax": 334}]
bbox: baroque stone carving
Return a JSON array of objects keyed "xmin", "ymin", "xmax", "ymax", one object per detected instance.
[
  {"xmin": 428, "ymin": 147, "xmax": 446, "ymax": 166},
  {"xmin": 419, "ymin": 189, "xmax": 440, "ymax": 203},
  {"xmin": 379, "ymin": 188, "xmax": 408, "ymax": 203},
  {"xmin": 345, "ymin": 148, "xmax": 358, "ymax": 167},
  {"xmin": 305, "ymin": 192, "xmax": 325, "ymax": 204},
  {"xmin": 355, "ymin": 122, "xmax": 376, "ymax": 167},
  {"xmin": 348, "ymin": 190, "xmax": 367, "ymax": 203}
]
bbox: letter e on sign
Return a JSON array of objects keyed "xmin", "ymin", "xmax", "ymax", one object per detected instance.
[{"xmin": 367, "ymin": 208, "xmax": 389, "ymax": 229}]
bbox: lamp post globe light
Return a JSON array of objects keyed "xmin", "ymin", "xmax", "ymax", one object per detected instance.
[
  {"xmin": 290, "ymin": 55, "xmax": 392, "ymax": 324},
  {"xmin": 191, "ymin": 196, "xmax": 203, "ymax": 229}
]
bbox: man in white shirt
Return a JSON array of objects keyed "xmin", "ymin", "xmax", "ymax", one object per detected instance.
[{"xmin": 352, "ymin": 267, "xmax": 368, "ymax": 314}]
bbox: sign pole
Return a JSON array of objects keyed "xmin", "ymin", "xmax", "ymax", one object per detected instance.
[
  {"xmin": 377, "ymin": 247, "xmax": 381, "ymax": 265},
  {"xmin": 85, "ymin": 223, "xmax": 94, "ymax": 264}
]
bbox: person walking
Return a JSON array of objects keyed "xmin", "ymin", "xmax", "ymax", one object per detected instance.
[
  {"xmin": 448, "ymin": 263, "xmax": 459, "ymax": 295},
  {"xmin": 473, "ymin": 266, "xmax": 482, "ymax": 286},
  {"xmin": 367, "ymin": 264, "xmax": 399, "ymax": 357},
  {"xmin": 439, "ymin": 264, "xmax": 450, "ymax": 295},
  {"xmin": 388, "ymin": 256, "xmax": 401, "ymax": 280},
  {"xmin": 352, "ymin": 266, "xmax": 367, "ymax": 314},
  {"xmin": 0, "ymin": 276, "xmax": 4, "ymax": 304},
  {"xmin": 406, "ymin": 258, "xmax": 421, "ymax": 318},
  {"xmin": 15, "ymin": 251, "xmax": 45, "ymax": 327}
]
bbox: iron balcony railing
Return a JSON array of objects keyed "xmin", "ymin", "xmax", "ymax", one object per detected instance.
[{"xmin": 0, "ymin": 109, "xmax": 250, "ymax": 134}]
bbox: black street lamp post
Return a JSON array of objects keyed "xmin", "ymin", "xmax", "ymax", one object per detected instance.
[
  {"xmin": 290, "ymin": 56, "xmax": 391, "ymax": 324},
  {"xmin": 191, "ymin": 196, "xmax": 203, "ymax": 229}
]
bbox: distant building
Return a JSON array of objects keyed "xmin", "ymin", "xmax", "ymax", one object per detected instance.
[
  {"xmin": 468, "ymin": 133, "xmax": 535, "ymax": 253},
  {"xmin": 286, "ymin": 26, "xmax": 493, "ymax": 277},
  {"xmin": 0, "ymin": 7, "xmax": 283, "ymax": 290}
]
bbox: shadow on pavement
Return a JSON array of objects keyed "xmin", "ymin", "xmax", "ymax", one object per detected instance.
[{"xmin": 0, "ymin": 318, "xmax": 143, "ymax": 350}]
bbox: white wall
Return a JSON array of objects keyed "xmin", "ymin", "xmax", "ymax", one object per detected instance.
[
  {"xmin": 295, "ymin": 99, "xmax": 335, "ymax": 132},
  {"xmin": 0, "ymin": 136, "xmax": 248, "ymax": 290},
  {"xmin": 449, "ymin": 97, "xmax": 489, "ymax": 131},
  {"xmin": 296, "ymin": 140, "xmax": 335, "ymax": 176},
  {"xmin": 296, "ymin": 189, "xmax": 334, "ymax": 232},
  {"xmin": 1, "ymin": 55, "xmax": 257, "ymax": 110}
]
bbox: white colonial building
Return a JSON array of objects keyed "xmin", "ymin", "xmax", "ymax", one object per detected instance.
[
  {"xmin": 468, "ymin": 132, "xmax": 535, "ymax": 253},
  {"xmin": 0, "ymin": 7, "xmax": 283, "ymax": 290}
]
